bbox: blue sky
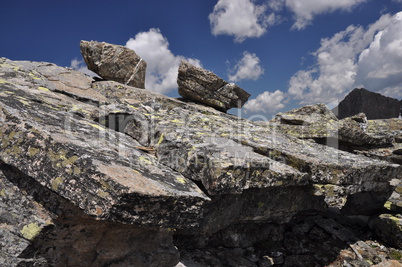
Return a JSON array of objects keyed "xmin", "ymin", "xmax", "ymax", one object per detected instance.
[{"xmin": 1, "ymin": 0, "xmax": 402, "ymax": 118}]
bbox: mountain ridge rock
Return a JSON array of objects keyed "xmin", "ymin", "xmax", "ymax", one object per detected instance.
[
  {"xmin": 1, "ymin": 56, "xmax": 401, "ymax": 266},
  {"xmin": 333, "ymin": 88, "xmax": 401, "ymax": 120}
]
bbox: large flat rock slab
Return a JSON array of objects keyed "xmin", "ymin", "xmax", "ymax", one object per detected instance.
[
  {"xmin": 88, "ymin": 79, "xmax": 402, "ymax": 214},
  {"xmin": 0, "ymin": 58, "xmax": 208, "ymax": 228}
]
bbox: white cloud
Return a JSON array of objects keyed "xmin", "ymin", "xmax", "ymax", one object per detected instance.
[
  {"xmin": 285, "ymin": 0, "xmax": 368, "ymax": 30},
  {"xmin": 228, "ymin": 51, "xmax": 264, "ymax": 82},
  {"xmin": 288, "ymin": 12, "xmax": 402, "ymax": 105},
  {"xmin": 70, "ymin": 58, "xmax": 98, "ymax": 77},
  {"xmin": 209, "ymin": 0, "xmax": 275, "ymax": 43},
  {"xmin": 268, "ymin": 0, "xmax": 285, "ymax": 12},
  {"xmin": 243, "ymin": 90, "xmax": 286, "ymax": 114},
  {"xmin": 208, "ymin": 0, "xmax": 369, "ymax": 41},
  {"xmin": 355, "ymin": 12, "xmax": 402, "ymax": 99},
  {"xmin": 126, "ymin": 28, "xmax": 201, "ymax": 94}
]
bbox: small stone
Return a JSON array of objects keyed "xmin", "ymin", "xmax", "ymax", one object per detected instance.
[{"xmin": 259, "ymin": 256, "xmax": 275, "ymax": 266}]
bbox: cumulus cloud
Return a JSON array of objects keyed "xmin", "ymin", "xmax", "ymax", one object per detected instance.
[
  {"xmin": 126, "ymin": 28, "xmax": 201, "ymax": 94},
  {"xmin": 288, "ymin": 12, "xmax": 402, "ymax": 105},
  {"xmin": 285, "ymin": 0, "xmax": 368, "ymax": 30},
  {"xmin": 356, "ymin": 12, "xmax": 402, "ymax": 98},
  {"xmin": 209, "ymin": 0, "xmax": 277, "ymax": 42},
  {"xmin": 208, "ymin": 0, "xmax": 369, "ymax": 41},
  {"xmin": 228, "ymin": 51, "xmax": 264, "ymax": 82},
  {"xmin": 243, "ymin": 90, "xmax": 286, "ymax": 114},
  {"xmin": 70, "ymin": 58, "xmax": 97, "ymax": 77}
]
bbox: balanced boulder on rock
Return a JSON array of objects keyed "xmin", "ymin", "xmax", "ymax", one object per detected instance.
[
  {"xmin": 80, "ymin": 40, "xmax": 147, "ymax": 89},
  {"xmin": 177, "ymin": 60, "xmax": 250, "ymax": 112}
]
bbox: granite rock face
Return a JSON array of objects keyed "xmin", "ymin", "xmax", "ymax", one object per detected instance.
[
  {"xmin": 80, "ymin": 40, "xmax": 147, "ymax": 88},
  {"xmin": 1, "ymin": 57, "xmax": 402, "ymax": 266},
  {"xmin": 333, "ymin": 88, "xmax": 401, "ymax": 119},
  {"xmin": 177, "ymin": 60, "xmax": 250, "ymax": 112}
]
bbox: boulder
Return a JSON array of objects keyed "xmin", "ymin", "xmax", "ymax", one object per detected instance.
[
  {"xmin": 80, "ymin": 40, "xmax": 146, "ymax": 88},
  {"xmin": 177, "ymin": 60, "xmax": 250, "ymax": 112},
  {"xmin": 333, "ymin": 88, "xmax": 401, "ymax": 120}
]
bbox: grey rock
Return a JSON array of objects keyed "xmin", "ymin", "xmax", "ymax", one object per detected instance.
[
  {"xmin": 333, "ymin": 88, "xmax": 401, "ymax": 120},
  {"xmin": 0, "ymin": 166, "xmax": 179, "ymax": 267},
  {"xmin": 369, "ymin": 214, "xmax": 402, "ymax": 249},
  {"xmin": 177, "ymin": 60, "xmax": 250, "ymax": 112},
  {"xmin": 80, "ymin": 40, "xmax": 147, "ymax": 88},
  {"xmin": 272, "ymin": 104, "xmax": 393, "ymax": 149},
  {"xmin": 1, "ymin": 57, "xmax": 402, "ymax": 266}
]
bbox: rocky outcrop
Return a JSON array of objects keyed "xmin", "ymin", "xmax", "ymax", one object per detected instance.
[
  {"xmin": 333, "ymin": 88, "xmax": 401, "ymax": 120},
  {"xmin": 1, "ymin": 57, "xmax": 402, "ymax": 266},
  {"xmin": 272, "ymin": 104, "xmax": 395, "ymax": 150},
  {"xmin": 80, "ymin": 40, "xmax": 147, "ymax": 88},
  {"xmin": 177, "ymin": 60, "xmax": 250, "ymax": 112},
  {"xmin": 272, "ymin": 103, "xmax": 402, "ymax": 252}
]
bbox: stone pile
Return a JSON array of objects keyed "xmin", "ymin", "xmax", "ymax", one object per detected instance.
[{"xmin": 0, "ymin": 41, "xmax": 401, "ymax": 266}]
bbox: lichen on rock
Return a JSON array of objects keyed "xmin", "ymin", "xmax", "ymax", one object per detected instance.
[{"xmin": 1, "ymin": 55, "xmax": 402, "ymax": 266}]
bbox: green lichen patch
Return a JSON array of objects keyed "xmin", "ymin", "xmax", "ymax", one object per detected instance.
[
  {"xmin": 20, "ymin": 222, "xmax": 42, "ymax": 240},
  {"xmin": 389, "ymin": 250, "xmax": 402, "ymax": 260},
  {"xmin": 28, "ymin": 146, "xmax": 40, "ymax": 157},
  {"xmin": 384, "ymin": 201, "xmax": 393, "ymax": 211},
  {"xmin": 51, "ymin": 176, "xmax": 64, "ymax": 191},
  {"xmin": 37, "ymin": 86, "xmax": 50, "ymax": 91}
]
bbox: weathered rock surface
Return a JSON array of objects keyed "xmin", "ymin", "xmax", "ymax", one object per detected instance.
[
  {"xmin": 177, "ymin": 60, "xmax": 250, "ymax": 112},
  {"xmin": 272, "ymin": 105, "xmax": 395, "ymax": 150},
  {"xmin": 333, "ymin": 88, "xmax": 401, "ymax": 120},
  {"xmin": 272, "ymin": 102, "xmax": 402, "ymax": 262},
  {"xmin": 370, "ymin": 214, "xmax": 402, "ymax": 249},
  {"xmin": 1, "ymin": 57, "xmax": 402, "ymax": 266},
  {"xmin": 0, "ymin": 164, "xmax": 179, "ymax": 266},
  {"xmin": 80, "ymin": 40, "xmax": 147, "ymax": 88}
]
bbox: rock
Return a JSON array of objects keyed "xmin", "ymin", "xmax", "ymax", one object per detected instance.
[
  {"xmin": 385, "ymin": 183, "xmax": 402, "ymax": 213},
  {"xmin": 1, "ymin": 57, "xmax": 402, "ymax": 266},
  {"xmin": 0, "ymin": 57, "xmax": 206, "ymax": 266},
  {"xmin": 333, "ymin": 88, "xmax": 401, "ymax": 120},
  {"xmin": 273, "ymin": 103, "xmax": 338, "ymax": 126},
  {"xmin": 369, "ymin": 214, "xmax": 402, "ymax": 249},
  {"xmin": 272, "ymin": 104, "xmax": 394, "ymax": 149},
  {"xmin": 0, "ymin": 164, "xmax": 180, "ymax": 267},
  {"xmin": 272, "ymin": 104, "xmax": 402, "ymax": 216},
  {"xmin": 80, "ymin": 40, "xmax": 147, "ymax": 88},
  {"xmin": 373, "ymin": 260, "xmax": 402, "ymax": 267},
  {"xmin": 177, "ymin": 60, "xmax": 250, "ymax": 112}
]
